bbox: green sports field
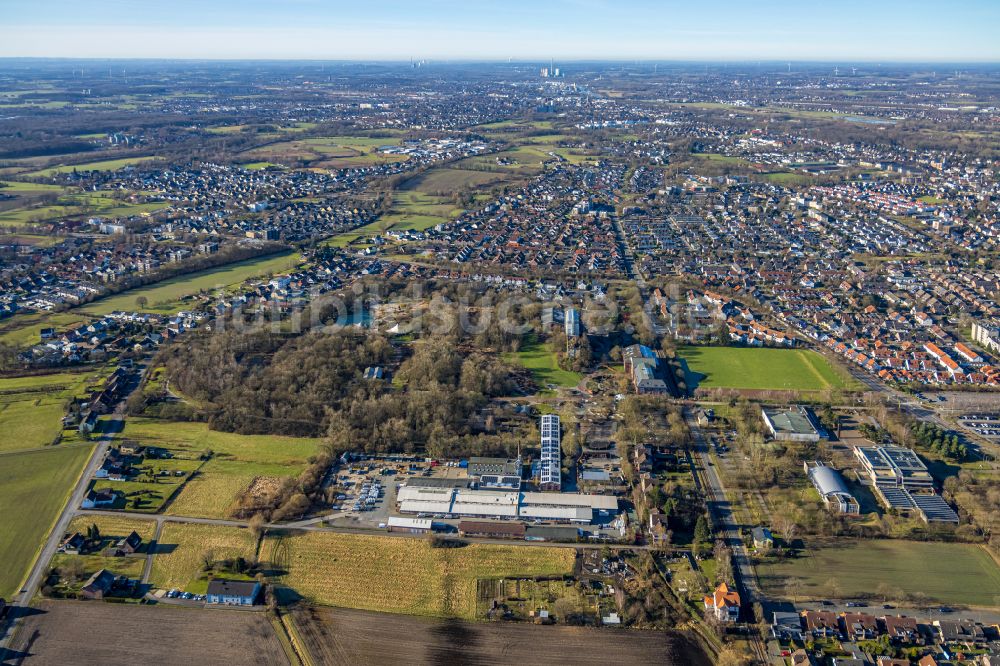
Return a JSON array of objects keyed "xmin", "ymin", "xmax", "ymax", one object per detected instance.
[
  {"xmin": 680, "ymin": 345, "xmax": 858, "ymax": 392},
  {"xmin": 0, "ymin": 444, "xmax": 94, "ymax": 598},
  {"xmin": 759, "ymin": 540, "xmax": 1000, "ymax": 607}
]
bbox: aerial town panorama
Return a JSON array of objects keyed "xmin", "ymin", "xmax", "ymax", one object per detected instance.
[{"xmin": 1, "ymin": 3, "xmax": 1000, "ymax": 666}]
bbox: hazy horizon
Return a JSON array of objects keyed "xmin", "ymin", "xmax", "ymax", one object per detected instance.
[{"xmin": 2, "ymin": 0, "xmax": 999, "ymax": 62}]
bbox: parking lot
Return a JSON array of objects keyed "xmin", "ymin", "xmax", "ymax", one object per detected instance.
[{"xmin": 960, "ymin": 413, "xmax": 1000, "ymax": 438}]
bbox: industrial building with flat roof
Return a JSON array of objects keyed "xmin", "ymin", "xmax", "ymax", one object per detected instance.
[
  {"xmin": 468, "ymin": 457, "xmax": 521, "ymax": 478},
  {"xmin": 396, "ymin": 484, "xmax": 618, "ymax": 524},
  {"xmin": 387, "ymin": 516, "xmax": 432, "ymax": 533},
  {"xmin": 762, "ymin": 406, "xmax": 821, "ymax": 442},
  {"xmin": 565, "ymin": 307, "xmax": 581, "ymax": 337},
  {"xmin": 468, "ymin": 456, "xmax": 523, "ymax": 489}
]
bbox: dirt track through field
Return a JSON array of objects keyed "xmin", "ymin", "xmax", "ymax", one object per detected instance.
[{"xmin": 292, "ymin": 606, "xmax": 711, "ymax": 666}]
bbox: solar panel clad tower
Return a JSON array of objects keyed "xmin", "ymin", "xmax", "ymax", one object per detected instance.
[{"xmin": 539, "ymin": 414, "xmax": 562, "ymax": 491}]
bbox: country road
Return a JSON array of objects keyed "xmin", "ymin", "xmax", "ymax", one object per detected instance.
[
  {"xmin": 0, "ymin": 363, "xmax": 145, "ymax": 655},
  {"xmin": 0, "ymin": 426, "xmax": 114, "ymax": 652},
  {"xmin": 75, "ymin": 507, "xmax": 657, "ymax": 551}
]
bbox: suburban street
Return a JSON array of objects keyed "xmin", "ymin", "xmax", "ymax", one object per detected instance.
[{"xmin": 684, "ymin": 408, "xmax": 769, "ymax": 662}]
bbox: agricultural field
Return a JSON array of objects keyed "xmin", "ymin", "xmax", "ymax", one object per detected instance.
[
  {"xmin": 0, "ymin": 191, "xmax": 167, "ymax": 228},
  {"xmin": 0, "ymin": 180, "xmax": 67, "ymax": 194},
  {"xmin": 240, "ymin": 161, "xmax": 280, "ymax": 170},
  {"xmin": 49, "ymin": 514, "xmax": 157, "ymax": 581},
  {"xmin": 166, "ymin": 472, "xmax": 255, "ymax": 518},
  {"xmin": 324, "ymin": 162, "xmax": 517, "ymax": 245},
  {"xmin": 63, "ymin": 190, "xmax": 170, "ymax": 217},
  {"xmin": 405, "ymin": 168, "xmax": 509, "ymax": 193},
  {"xmin": 695, "ymin": 152, "xmax": 748, "ymax": 165},
  {"xmin": 473, "ymin": 119, "xmax": 556, "ymax": 132},
  {"xmin": 67, "ymin": 513, "xmax": 157, "ymax": 542},
  {"xmin": 241, "ymin": 135, "xmax": 408, "ymax": 169},
  {"xmin": 292, "ymin": 606, "xmax": 710, "ymax": 666},
  {"xmin": 0, "ymin": 204, "xmax": 77, "ymax": 227},
  {"xmin": 680, "ymin": 345, "xmax": 859, "ymax": 392},
  {"xmin": 763, "ymin": 171, "xmax": 814, "ymax": 186},
  {"xmin": 0, "ymin": 233, "xmax": 65, "ymax": 248},
  {"xmin": 23, "ymin": 155, "xmax": 162, "ymax": 177},
  {"xmin": 505, "ymin": 336, "xmax": 582, "ymax": 391},
  {"xmin": 8, "ymin": 601, "xmax": 290, "ymax": 665},
  {"xmin": 0, "ymin": 371, "xmax": 102, "ymax": 452},
  {"xmin": 122, "ymin": 418, "xmax": 321, "ymax": 463},
  {"xmin": 206, "ymin": 124, "xmax": 250, "ymax": 134},
  {"xmin": 759, "ymin": 540, "xmax": 1000, "ymax": 607},
  {"xmin": 263, "ymin": 531, "xmax": 575, "ymax": 619},
  {"xmin": 80, "ymin": 251, "xmax": 300, "ymax": 315},
  {"xmin": 386, "ymin": 190, "xmax": 460, "ymax": 229},
  {"xmin": 149, "ymin": 523, "xmax": 259, "ymax": 591},
  {"xmin": 0, "ymin": 444, "xmax": 94, "ymax": 598}
]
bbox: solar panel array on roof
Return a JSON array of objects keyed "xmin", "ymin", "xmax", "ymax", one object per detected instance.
[
  {"xmin": 877, "ymin": 486, "xmax": 916, "ymax": 510},
  {"xmin": 911, "ymin": 494, "xmax": 959, "ymax": 523}
]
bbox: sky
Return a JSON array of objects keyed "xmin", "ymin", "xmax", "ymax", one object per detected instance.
[{"xmin": 1, "ymin": 0, "xmax": 998, "ymax": 62}]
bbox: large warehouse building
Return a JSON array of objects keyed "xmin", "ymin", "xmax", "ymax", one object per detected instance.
[{"xmin": 396, "ymin": 484, "xmax": 618, "ymax": 524}]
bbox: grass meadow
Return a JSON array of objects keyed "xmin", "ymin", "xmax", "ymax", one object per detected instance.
[
  {"xmin": 121, "ymin": 418, "xmax": 322, "ymax": 519},
  {"xmin": 0, "ymin": 444, "xmax": 94, "ymax": 598},
  {"xmin": 0, "ymin": 371, "xmax": 104, "ymax": 452},
  {"xmin": 80, "ymin": 252, "xmax": 300, "ymax": 315},
  {"xmin": 759, "ymin": 540, "xmax": 1000, "ymax": 607},
  {"xmin": 506, "ymin": 335, "xmax": 581, "ymax": 390}
]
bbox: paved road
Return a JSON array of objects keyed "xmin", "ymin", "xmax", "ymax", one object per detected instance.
[
  {"xmin": 76, "ymin": 508, "xmax": 656, "ymax": 551},
  {"xmin": 685, "ymin": 408, "xmax": 769, "ymax": 664},
  {"xmin": 686, "ymin": 409, "xmax": 762, "ymax": 603},
  {"xmin": 140, "ymin": 520, "xmax": 164, "ymax": 585}
]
